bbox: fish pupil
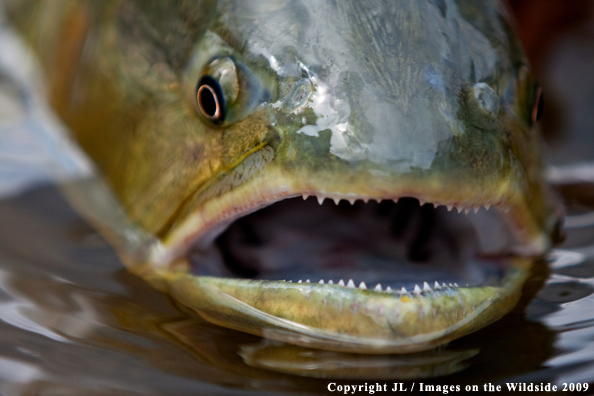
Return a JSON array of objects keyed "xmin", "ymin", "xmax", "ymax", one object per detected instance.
[{"xmin": 197, "ymin": 76, "xmax": 224, "ymax": 123}]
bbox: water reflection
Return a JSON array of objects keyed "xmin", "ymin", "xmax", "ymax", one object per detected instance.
[
  {"xmin": 238, "ymin": 341, "xmax": 478, "ymax": 379},
  {"xmin": 0, "ymin": 187, "xmax": 304, "ymax": 395}
]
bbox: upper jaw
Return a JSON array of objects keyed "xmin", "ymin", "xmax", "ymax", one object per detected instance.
[{"xmin": 147, "ymin": 163, "xmax": 550, "ymax": 269}]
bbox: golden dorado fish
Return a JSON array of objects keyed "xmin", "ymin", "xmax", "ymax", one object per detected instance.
[{"xmin": 6, "ymin": 0, "xmax": 561, "ymax": 354}]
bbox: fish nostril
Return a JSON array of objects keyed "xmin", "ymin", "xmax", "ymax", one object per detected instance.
[
  {"xmin": 281, "ymin": 78, "xmax": 313, "ymax": 111},
  {"xmin": 473, "ymin": 82, "xmax": 500, "ymax": 116}
]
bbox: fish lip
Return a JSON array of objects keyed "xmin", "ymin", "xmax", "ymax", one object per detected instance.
[
  {"xmin": 149, "ymin": 190, "xmax": 297, "ymax": 267},
  {"xmin": 149, "ymin": 189, "xmax": 549, "ymax": 268},
  {"xmin": 162, "ymin": 258, "xmax": 531, "ymax": 354}
]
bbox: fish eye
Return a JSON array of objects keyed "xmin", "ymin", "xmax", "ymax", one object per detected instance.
[
  {"xmin": 197, "ymin": 76, "xmax": 225, "ymax": 123},
  {"xmin": 195, "ymin": 56, "xmax": 267, "ymax": 127},
  {"xmin": 531, "ymin": 83, "xmax": 544, "ymax": 125}
]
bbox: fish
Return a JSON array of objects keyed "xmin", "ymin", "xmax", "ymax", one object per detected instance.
[{"xmin": 5, "ymin": 0, "xmax": 561, "ymax": 354}]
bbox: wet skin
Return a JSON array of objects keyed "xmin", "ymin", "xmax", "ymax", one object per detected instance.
[{"xmin": 6, "ymin": 0, "xmax": 561, "ymax": 353}]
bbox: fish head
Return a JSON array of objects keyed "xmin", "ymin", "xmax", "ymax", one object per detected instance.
[
  {"xmin": 130, "ymin": 0, "xmax": 558, "ymax": 353},
  {"xmin": 9, "ymin": 0, "xmax": 561, "ymax": 353}
]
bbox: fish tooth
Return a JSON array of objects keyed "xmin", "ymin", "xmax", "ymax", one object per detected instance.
[
  {"xmin": 454, "ymin": 283, "xmax": 459, "ymax": 287},
  {"xmin": 464, "ymin": 208, "xmax": 470, "ymax": 214},
  {"xmin": 413, "ymin": 284, "xmax": 422, "ymax": 294},
  {"xmin": 374, "ymin": 284, "xmax": 382, "ymax": 292},
  {"xmin": 485, "ymin": 204, "xmax": 491, "ymax": 211},
  {"xmin": 347, "ymin": 279, "xmax": 355, "ymax": 289},
  {"xmin": 317, "ymin": 196, "xmax": 325, "ymax": 205},
  {"xmin": 338, "ymin": 279, "xmax": 345, "ymax": 286},
  {"xmin": 386, "ymin": 286, "xmax": 394, "ymax": 293},
  {"xmin": 449, "ymin": 283, "xmax": 455, "ymax": 287},
  {"xmin": 348, "ymin": 198, "xmax": 356, "ymax": 205},
  {"xmin": 473, "ymin": 206, "xmax": 479, "ymax": 214},
  {"xmin": 399, "ymin": 287, "xmax": 407, "ymax": 294},
  {"xmin": 328, "ymin": 280, "xmax": 333, "ymax": 284},
  {"xmin": 359, "ymin": 282, "xmax": 367, "ymax": 289},
  {"xmin": 447, "ymin": 204, "xmax": 453, "ymax": 211},
  {"xmin": 418, "ymin": 199, "xmax": 425, "ymax": 206},
  {"xmin": 392, "ymin": 198, "xmax": 399, "ymax": 203},
  {"xmin": 442, "ymin": 282, "xmax": 448, "ymax": 289},
  {"xmin": 306, "ymin": 279, "xmax": 310, "ymax": 283},
  {"xmin": 432, "ymin": 203, "xmax": 438, "ymax": 209},
  {"xmin": 333, "ymin": 197, "xmax": 340, "ymax": 205},
  {"xmin": 363, "ymin": 197, "xmax": 369, "ymax": 203},
  {"xmin": 302, "ymin": 194, "xmax": 309, "ymax": 200},
  {"xmin": 298, "ymin": 280, "xmax": 302, "ymax": 283},
  {"xmin": 423, "ymin": 282, "xmax": 432, "ymax": 292},
  {"xmin": 456, "ymin": 206, "xmax": 463, "ymax": 213},
  {"xmin": 434, "ymin": 281, "xmax": 442, "ymax": 290},
  {"xmin": 288, "ymin": 280, "xmax": 292, "ymax": 283},
  {"xmin": 319, "ymin": 279, "xmax": 324, "ymax": 284}
]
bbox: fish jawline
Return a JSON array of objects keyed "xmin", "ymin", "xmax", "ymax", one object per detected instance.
[
  {"xmin": 129, "ymin": 163, "xmax": 546, "ymax": 353},
  {"xmin": 135, "ymin": 257, "xmax": 530, "ymax": 354}
]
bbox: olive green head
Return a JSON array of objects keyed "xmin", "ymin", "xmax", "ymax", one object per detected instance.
[{"xmin": 8, "ymin": 0, "xmax": 561, "ymax": 354}]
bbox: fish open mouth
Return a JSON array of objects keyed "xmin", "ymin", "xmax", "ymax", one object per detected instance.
[
  {"xmin": 142, "ymin": 185, "xmax": 539, "ymax": 354},
  {"xmin": 196, "ymin": 197, "xmax": 516, "ymax": 291}
]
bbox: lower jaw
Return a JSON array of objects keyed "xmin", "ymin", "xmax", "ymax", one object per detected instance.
[{"xmin": 137, "ymin": 256, "xmax": 532, "ymax": 354}]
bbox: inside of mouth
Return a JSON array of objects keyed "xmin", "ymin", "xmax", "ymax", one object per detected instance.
[{"xmin": 188, "ymin": 197, "xmax": 516, "ymax": 292}]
